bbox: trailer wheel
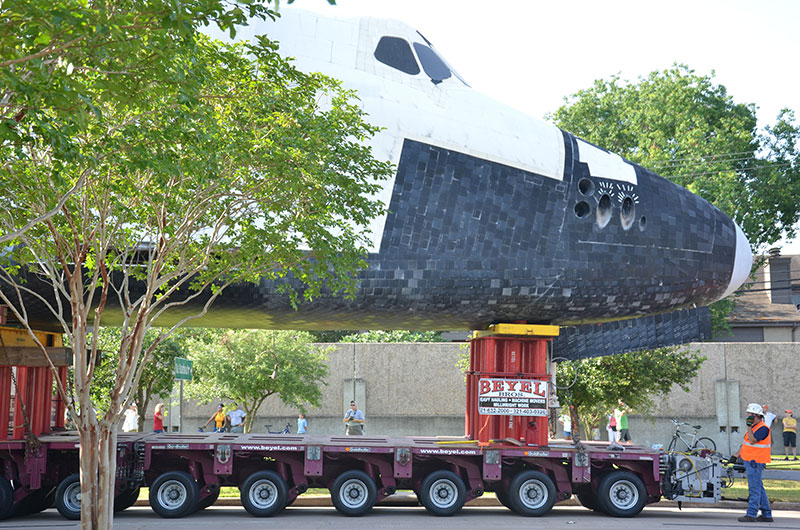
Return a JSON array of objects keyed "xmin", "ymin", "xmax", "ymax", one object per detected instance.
[
  {"xmin": 55, "ymin": 473, "xmax": 82, "ymax": 520},
  {"xmin": 596, "ymin": 471, "xmax": 646, "ymax": 517},
  {"xmin": 577, "ymin": 490, "xmax": 604, "ymax": 512},
  {"xmin": 197, "ymin": 488, "xmax": 220, "ymax": 511},
  {"xmin": 114, "ymin": 488, "xmax": 141, "ymax": 512},
  {"xmin": 495, "ymin": 489, "xmax": 512, "ymax": 510},
  {"xmin": 149, "ymin": 471, "xmax": 199, "ymax": 518},
  {"xmin": 10, "ymin": 486, "xmax": 54, "ymax": 517},
  {"xmin": 240, "ymin": 471, "xmax": 287, "ymax": 517},
  {"xmin": 0, "ymin": 477, "xmax": 14, "ymax": 520},
  {"xmin": 507, "ymin": 470, "xmax": 556, "ymax": 516},
  {"xmin": 330, "ymin": 470, "xmax": 377, "ymax": 516},
  {"xmin": 418, "ymin": 470, "xmax": 467, "ymax": 516},
  {"xmin": 32, "ymin": 488, "xmax": 56, "ymax": 513}
]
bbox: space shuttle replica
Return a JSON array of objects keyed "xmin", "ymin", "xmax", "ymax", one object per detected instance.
[
  {"xmin": 10, "ymin": 10, "xmax": 754, "ymax": 359},
  {"xmin": 196, "ymin": 10, "xmax": 751, "ymax": 357}
]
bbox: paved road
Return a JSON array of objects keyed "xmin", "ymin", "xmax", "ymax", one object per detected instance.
[{"xmin": 6, "ymin": 505, "xmax": 800, "ymax": 529}]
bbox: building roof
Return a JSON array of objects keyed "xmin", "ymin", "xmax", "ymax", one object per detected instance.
[{"xmin": 728, "ymin": 255, "xmax": 800, "ymax": 325}]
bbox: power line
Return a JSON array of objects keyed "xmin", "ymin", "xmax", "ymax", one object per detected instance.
[
  {"xmin": 648, "ymin": 153, "xmax": 764, "ymax": 168},
  {"xmin": 646, "ymin": 150, "xmax": 757, "ymax": 165},
  {"xmin": 654, "ymin": 155, "xmax": 775, "ymax": 169},
  {"xmin": 739, "ymin": 271, "xmax": 800, "ymax": 288},
  {"xmin": 664, "ymin": 162, "xmax": 794, "ymax": 181}
]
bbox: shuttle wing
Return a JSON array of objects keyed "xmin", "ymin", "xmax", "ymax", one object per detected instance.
[{"xmin": 552, "ymin": 307, "xmax": 712, "ymax": 361}]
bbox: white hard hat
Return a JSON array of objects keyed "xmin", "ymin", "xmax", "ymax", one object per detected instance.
[{"xmin": 746, "ymin": 403, "xmax": 763, "ymax": 416}]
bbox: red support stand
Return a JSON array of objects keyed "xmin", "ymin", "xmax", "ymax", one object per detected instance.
[
  {"xmin": 465, "ymin": 325, "xmax": 557, "ymax": 447},
  {"xmin": 13, "ymin": 366, "xmax": 29, "ymax": 440},
  {"xmin": 0, "ymin": 367, "xmax": 10, "ymax": 440},
  {"xmin": 28, "ymin": 367, "xmax": 51, "ymax": 436},
  {"xmin": 54, "ymin": 366, "xmax": 68, "ymax": 430},
  {"xmin": 2, "ymin": 327, "xmax": 67, "ymax": 437}
]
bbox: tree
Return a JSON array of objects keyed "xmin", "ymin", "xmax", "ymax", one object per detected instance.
[
  {"xmin": 0, "ymin": 3, "xmax": 391, "ymax": 528},
  {"xmin": 550, "ymin": 64, "xmax": 800, "ymax": 251},
  {"xmin": 89, "ymin": 328, "xmax": 186, "ymax": 431},
  {"xmin": 308, "ymin": 329, "xmax": 448, "ymax": 342},
  {"xmin": 555, "ymin": 347, "xmax": 706, "ymax": 439},
  {"xmin": 340, "ymin": 330, "xmax": 445, "ymax": 342},
  {"xmin": 187, "ymin": 330, "xmax": 330, "ymax": 433}
]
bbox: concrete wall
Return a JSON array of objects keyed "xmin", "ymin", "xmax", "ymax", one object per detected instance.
[
  {"xmin": 154, "ymin": 342, "xmax": 468, "ymax": 437},
  {"xmin": 148, "ymin": 341, "xmax": 800, "ymax": 457}
]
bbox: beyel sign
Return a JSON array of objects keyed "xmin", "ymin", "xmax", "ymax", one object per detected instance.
[{"xmin": 478, "ymin": 378, "xmax": 548, "ymax": 416}]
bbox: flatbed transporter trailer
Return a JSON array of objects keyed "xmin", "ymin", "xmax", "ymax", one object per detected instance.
[{"xmin": 1, "ymin": 323, "xmax": 732, "ymax": 520}]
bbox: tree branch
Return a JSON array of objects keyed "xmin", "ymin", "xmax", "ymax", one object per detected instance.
[{"xmin": 0, "ymin": 36, "xmax": 85, "ymax": 68}]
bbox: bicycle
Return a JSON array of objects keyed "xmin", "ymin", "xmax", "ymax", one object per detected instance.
[
  {"xmin": 265, "ymin": 423, "xmax": 291, "ymax": 434},
  {"xmin": 668, "ymin": 419, "xmax": 716, "ymax": 453}
]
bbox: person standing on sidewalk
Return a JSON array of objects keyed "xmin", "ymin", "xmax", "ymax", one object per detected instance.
[
  {"xmin": 297, "ymin": 413, "xmax": 308, "ymax": 434},
  {"xmin": 153, "ymin": 403, "xmax": 165, "ymax": 433},
  {"xmin": 783, "ymin": 409, "xmax": 797, "ymax": 460},
  {"xmin": 733, "ymin": 403, "xmax": 773, "ymax": 523},
  {"xmin": 558, "ymin": 409, "xmax": 572, "ymax": 439},
  {"xmin": 122, "ymin": 403, "xmax": 139, "ymax": 432},
  {"xmin": 343, "ymin": 401, "xmax": 365, "ymax": 435},
  {"xmin": 614, "ymin": 400, "xmax": 633, "ymax": 444},
  {"xmin": 204, "ymin": 403, "xmax": 227, "ymax": 433},
  {"xmin": 227, "ymin": 403, "xmax": 246, "ymax": 433}
]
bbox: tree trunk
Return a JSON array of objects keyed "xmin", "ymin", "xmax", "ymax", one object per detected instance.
[
  {"xmin": 98, "ymin": 427, "xmax": 117, "ymax": 528},
  {"xmin": 244, "ymin": 406, "xmax": 254, "ymax": 434},
  {"xmin": 137, "ymin": 403, "xmax": 151, "ymax": 433},
  {"xmin": 74, "ymin": 392, "xmax": 124, "ymax": 529},
  {"xmin": 79, "ymin": 427, "xmax": 99, "ymax": 529},
  {"xmin": 78, "ymin": 422, "xmax": 117, "ymax": 529}
]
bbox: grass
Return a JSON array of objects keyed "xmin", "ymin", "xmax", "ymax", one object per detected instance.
[
  {"xmin": 724, "ymin": 480, "xmax": 800, "ymax": 503},
  {"xmin": 720, "ymin": 454, "xmax": 800, "ymax": 503},
  {"xmin": 767, "ymin": 454, "xmax": 800, "ymax": 470}
]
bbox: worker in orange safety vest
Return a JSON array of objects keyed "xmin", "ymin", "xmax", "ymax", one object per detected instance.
[{"xmin": 732, "ymin": 402, "xmax": 772, "ymax": 523}]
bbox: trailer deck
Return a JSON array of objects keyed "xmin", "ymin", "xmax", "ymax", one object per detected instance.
[{"xmin": 3, "ymin": 430, "xmax": 677, "ymax": 519}]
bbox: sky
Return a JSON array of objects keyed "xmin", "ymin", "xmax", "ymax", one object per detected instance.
[{"xmin": 283, "ymin": 0, "xmax": 800, "ymax": 252}]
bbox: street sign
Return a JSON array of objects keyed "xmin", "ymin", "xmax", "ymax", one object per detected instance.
[{"xmin": 174, "ymin": 357, "xmax": 193, "ymax": 381}]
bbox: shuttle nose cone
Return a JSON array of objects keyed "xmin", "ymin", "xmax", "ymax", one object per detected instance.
[{"xmin": 720, "ymin": 222, "xmax": 753, "ymax": 299}]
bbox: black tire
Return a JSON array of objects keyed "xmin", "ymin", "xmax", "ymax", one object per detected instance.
[
  {"xmin": 693, "ymin": 437, "xmax": 717, "ymax": 452},
  {"xmin": 577, "ymin": 490, "xmax": 604, "ymax": 512},
  {"xmin": 495, "ymin": 489, "xmax": 512, "ymax": 509},
  {"xmin": 507, "ymin": 470, "xmax": 556, "ymax": 516},
  {"xmin": 114, "ymin": 487, "xmax": 141, "ymax": 512},
  {"xmin": 197, "ymin": 488, "xmax": 220, "ymax": 511},
  {"xmin": 240, "ymin": 471, "xmax": 287, "ymax": 517},
  {"xmin": 667, "ymin": 437, "xmax": 680, "ymax": 452},
  {"xmin": 418, "ymin": 470, "xmax": 467, "ymax": 516},
  {"xmin": 0, "ymin": 477, "xmax": 14, "ymax": 520},
  {"xmin": 27, "ymin": 488, "xmax": 55, "ymax": 514},
  {"xmin": 149, "ymin": 471, "xmax": 199, "ymax": 518},
  {"xmin": 330, "ymin": 470, "xmax": 377, "ymax": 517},
  {"xmin": 596, "ymin": 471, "xmax": 647, "ymax": 517},
  {"xmin": 55, "ymin": 473, "xmax": 82, "ymax": 520}
]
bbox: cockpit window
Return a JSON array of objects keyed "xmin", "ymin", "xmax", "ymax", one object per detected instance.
[
  {"xmin": 374, "ymin": 36, "xmax": 420, "ymax": 75},
  {"xmin": 415, "ymin": 31, "xmax": 470, "ymax": 86},
  {"xmin": 412, "ymin": 42, "xmax": 451, "ymax": 84}
]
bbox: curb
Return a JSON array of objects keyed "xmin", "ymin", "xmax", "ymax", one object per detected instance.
[{"xmin": 134, "ymin": 494, "xmax": 800, "ymax": 511}]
